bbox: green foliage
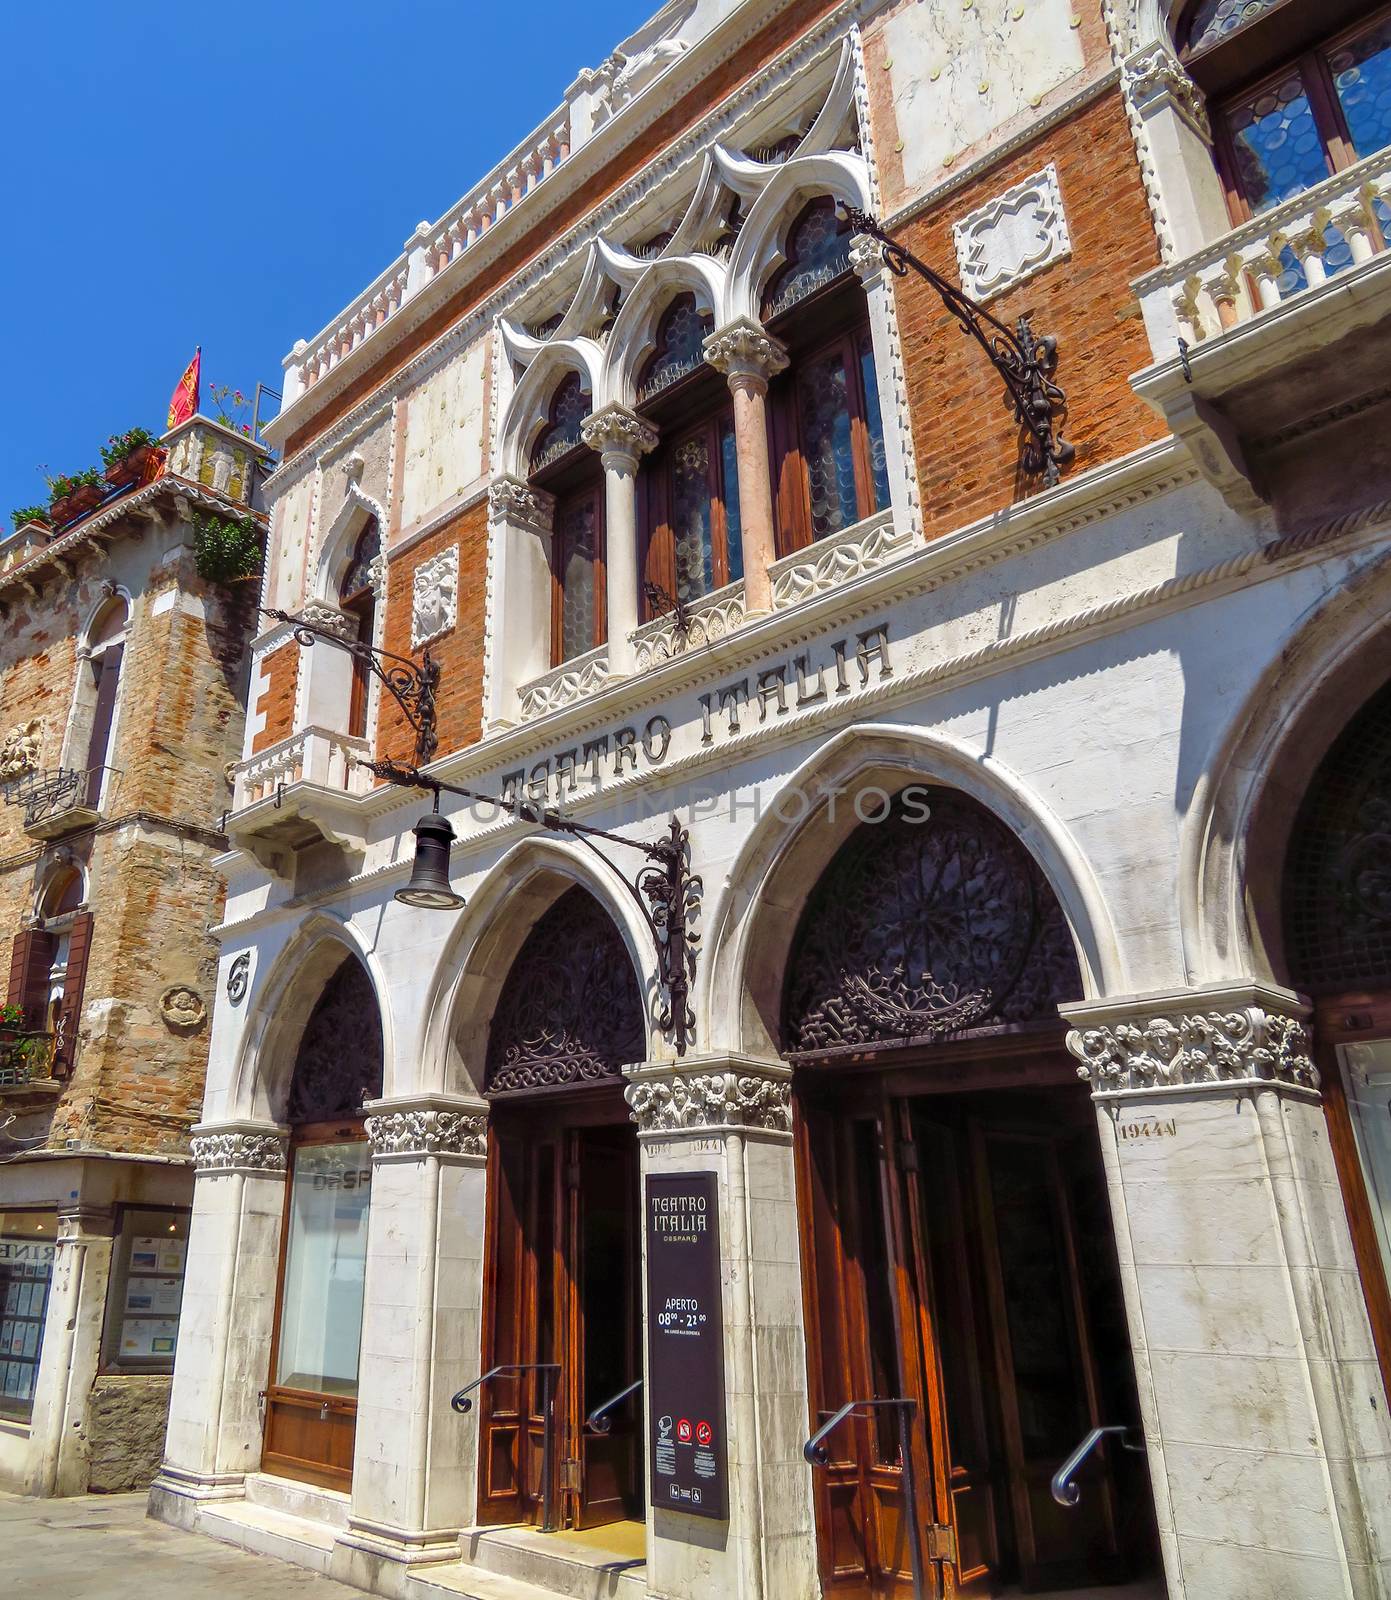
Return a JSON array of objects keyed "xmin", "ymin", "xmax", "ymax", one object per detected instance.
[
  {"xmin": 100, "ymin": 427, "xmax": 157, "ymax": 467},
  {"xmin": 193, "ymin": 511, "xmax": 263, "ymax": 585},
  {"xmin": 46, "ymin": 467, "xmax": 102, "ymax": 502},
  {"xmin": 11, "ymin": 505, "xmax": 49, "ymax": 530},
  {"xmin": 208, "ymin": 383, "xmax": 254, "ymax": 438},
  {"xmin": 0, "ymin": 1003, "xmax": 23, "ymax": 1030}
]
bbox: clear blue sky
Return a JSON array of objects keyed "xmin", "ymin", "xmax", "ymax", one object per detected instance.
[{"xmin": 0, "ymin": 0, "xmax": 654, "ymax": 523}]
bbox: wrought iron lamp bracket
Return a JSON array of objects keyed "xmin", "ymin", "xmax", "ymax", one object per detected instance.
[
  {"xmin": 260, "ymin": 606, "xmax": 440, "ymax": 766},
  {"xmin": 643, "ymin": 580, "xmax": 692, "ymax": 638},
  {"xmin": 363, "ymin": 758, "xmax": 701, "ymax": 1057},
  {"xmin": 838, "ymin": 203, "xmax": 1074, "ymax": 487}
]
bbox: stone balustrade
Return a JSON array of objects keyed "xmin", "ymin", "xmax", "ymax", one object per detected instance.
[
  {"xmin": 1135, "ymin": 145, "xmax": 1391, "ymax": 352},
  {"xmin": 231, "ymin": 727, "xmax": 373, "ymax": 811},
  {"xmin": 516, "ymin": 644, "xmax": 610, "ymax": 722},
  {"xmin": 631, "ymin": 580, "xmax": 747, "ymax": 671},
  {"xmin": 284, "ymin": 115, "xmax": 570, "ymax": 406}
]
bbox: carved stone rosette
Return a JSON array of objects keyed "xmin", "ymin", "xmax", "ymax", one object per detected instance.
[
  {"xmin": 625, "ymin": 1065, "xmax": 792, "ymax": 1134},
  {"xmin": 702, "ymin": 318, "xmax": 789, "ymax": 386},
  {"xmin": 365, "ymin": 1108, "xmax": 488, "ymax": 1159},
  {"xmin": 191, "ymin": 1129, "xmax": 288, "ymax": 1175},
  {"xmin": 1065, "ymin": 989, "xmax": 1317, "ymax": 1096},
  {"xmin": 488, "ymin": 473, "xmax": 555, "ymax": 535},
  {"xmin": 581, "ymin": 405, "xmax": 659, "ymax": 470}
]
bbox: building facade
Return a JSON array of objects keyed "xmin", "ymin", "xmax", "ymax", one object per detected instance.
[
  {"xmin": 0, "ymin": 417, "xmax": 262, "ymax": 1494},
  {"xmin": 153, "ymin": 0, "xmax": 1391, "ymax": 1596}
]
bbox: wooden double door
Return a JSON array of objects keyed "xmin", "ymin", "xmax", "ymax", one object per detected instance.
[
  {"xmin": 479, "ymin": 1097, "xmax": 644, "ymax": 1530},
  {"xmin": 799, "ymin": 1074, "xmax": 1157, "ymax": 1598}
]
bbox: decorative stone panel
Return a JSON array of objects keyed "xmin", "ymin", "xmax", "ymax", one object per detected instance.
[
  {"xmin": 411, "ymin": 543, "xmax": 459, "ymax": 649},
  {"xmin": 190, "ymin": 1127, "xmax": 288, "ymax": 1174},
  {"xmin": 952, "ymin": 163, "xmax": 1072, "ymax": 302},
  {"xmin": 0, "ymin": 717, "xmax": 42, "ymax": 781},
  {"xmin": 632, "ymin": 582, "xmax": 746, "ymax": 670},
  {"xmin": 625, "ymin": 1061, "xmax": 792, "ymax": 1133},
  {"xmin": 518, "ymin": 645, "xmax": 611, "ymax": 720},
  {"xmin": 769, "ymin": 511, "xmax": 909, "ymax": 609},
  {"xmin": 365, "ymin": 1106, "xmax": 488, "ymax": 1158}
]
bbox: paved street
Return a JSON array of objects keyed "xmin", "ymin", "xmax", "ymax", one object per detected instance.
[{"xmin": 0, "ymin": 1491, "xmax": 359, "ymax": 1599}]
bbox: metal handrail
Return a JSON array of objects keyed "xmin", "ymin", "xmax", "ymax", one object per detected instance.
[
  {"xmin": 804, "ymin": 1398, "xmax": 926, "ymax": 1600},
  {"xmin": 586, "ymin": 1377, "xmax": 642, "ymax": 1436},
  {"xmin": 450, "ymin": 1364, "xmax": 562, "ymax": 1532},
  {"xmin": 1051, "ymin": 1423, "xmax": 1145, "ymax": 1507}
]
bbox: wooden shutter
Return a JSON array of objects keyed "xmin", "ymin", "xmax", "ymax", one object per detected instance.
[
  {"xmin": 53, "ymin": 911, "xmax": 93, "ymax": 1075},
  {"xmin": 5, "ymin": 929, "xmax": 55, "ymax": 1030},
  {"xmin": 85, "ymin": 644, "xmax": 123, "ymax": 801}
]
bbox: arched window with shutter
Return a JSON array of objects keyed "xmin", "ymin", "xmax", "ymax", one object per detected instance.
[{"xmin": 4, "ymin": 860, "xmax": 92, "ymax": 1078}]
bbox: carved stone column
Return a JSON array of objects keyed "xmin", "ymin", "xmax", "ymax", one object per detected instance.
[
  {"xmin": 581, "ymin": 405, "xmax": 658, "ymax": 678},
  {"xmin": 152, "ymin": 1122, "xmax": 289, "ymax": 1526},
  {"xmin": 703, "ymin": 319, "xmax": 788, "ymax": 615},
  {"xmin": 483, "ymin": 475, "xmax": 554, "ymax": 730},
  {"xmin": 624, "ymin": 1055, "xmax": 817, "ymax": 1600},
  {"xmin": 337, "ymin": 1095, "xmax": 489, "ymax": 1582},
  {"xmin": 1063, "ymin": 983, "xmax": 1391, "ymax": 1599}
]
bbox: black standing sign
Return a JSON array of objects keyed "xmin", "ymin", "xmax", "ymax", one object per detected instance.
[{"xmin": 644, "ymin": 1170, "xmax": 728, "ymax": 1519}]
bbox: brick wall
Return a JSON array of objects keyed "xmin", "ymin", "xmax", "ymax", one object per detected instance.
[
  {"xmin": 893, "ymin": 91, "xmax": 1167, "ymax": 537},
  {"xmin": 250, "ymin": 641, "xmax": 299, "ymax": 754}
]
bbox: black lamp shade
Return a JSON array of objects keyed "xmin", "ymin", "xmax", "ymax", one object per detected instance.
[{"xmin": 395, "ymin": 811, "xmax": 466, "ymax": 909}]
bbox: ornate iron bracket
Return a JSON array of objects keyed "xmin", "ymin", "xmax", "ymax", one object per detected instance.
[
  {"xmin": 261, "ymin": 607, "xmax": 440, "ymax": 766},
  {"xmin": 838, "ymin": 203, "xmax": 1074, "ymax": 487},
  {"xmin": 365, "ymin": 757, "xmax": 701, "ymax": 1056},
  {"xmin": 643, "ymin": 580, "xmax": 692, "ymax": 638}
]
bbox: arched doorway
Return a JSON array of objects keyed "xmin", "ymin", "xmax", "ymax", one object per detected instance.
[
  {"xmin": 785, "ymin": 788, "xmax": 1159, "ymax": 1598},
  {"xmin": 1284, "ymin": 678, "xmax": 1391, "ymax": 1380},
  {"xmin": 478, "ymin": 886, "xmax": 646, "ymax": 1533},
  {"xmin": 262, "ymin": 952, "xmax": 383, "ymax": 1488}
]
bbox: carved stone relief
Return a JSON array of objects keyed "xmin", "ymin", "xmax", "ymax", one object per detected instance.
[
  {"xmin": 411, "ymin": 544, "xmax": 459, "ymax": 650},
  {"xmin": 0, "ymin": 719, "xmax": 42, "ymax": 782},
  {"xmin": 952, "ymin": 163, "xmax": 1072, "ymax": 302}
]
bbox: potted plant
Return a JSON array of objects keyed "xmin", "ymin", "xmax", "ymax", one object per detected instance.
[
  {"xmin": 101, "ymin": 426, "xmax": 158, "ymax": 487},
  {"xmin": 10, "ymin": 505, "xmax": 50, "ymax": 534},
  {"xmin": 0, "ymin": 1001, "xmax": 51, "ymax": 1083},
  {"xmin": 47, "ymin": 468, "xmax": 105, "ymax": 525},
  {"xmin": 193, "ymin": 511, "xmax": 264, "ymax": 585}
]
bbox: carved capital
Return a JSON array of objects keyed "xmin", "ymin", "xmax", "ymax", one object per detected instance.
[
  {"xmin": 299, "ymin": 598, "xmax": 359, "ymax": 644},
  {"xmin": 849, "ymin": 233, "xmax": 887, "ymax": 284},
  {"xmin": 364, "ymin": 1104, "xmax": 488, "ymax": 1158},
  {"xmin": 702, "ymin": 317, "xmax": 789, "ymax": 385},
  {"xmin": 1122, "ymin": 44, "xmax": 1210, "ymax": 141},
  {"xmin": 581, "ymin": 404, "xmax": 658, "ymax": 469},
  {"xmin": 625, "ymin": 1061, "xmax": 792, "ymax": 1134},
  {"xmin": 191, "ymin": 1126, "xmax": 288, "ymax": 1174},
  {"xmin": 488, "ymin": 473, "xmax": 555, "ymax": 534},
  {"xmin": 1064, "ymin": 986, "xmax": 1316, "ymax": 1097}
]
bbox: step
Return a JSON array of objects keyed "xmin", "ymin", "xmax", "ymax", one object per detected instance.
[
  {"xmin": 459, "ymin": 1524, "xmax": 646, "ymax": 1600},
  {"xmin": 242, "ymin": 1470, "xmax": 351, "ymax": 1530},
  {"xmin": 196, "ymin": 1497, "xmax": 339, "ymax": 1575},
  {"xmin": 407, "ymin": 1565, "xmax": 570, "ymax": 1600}
]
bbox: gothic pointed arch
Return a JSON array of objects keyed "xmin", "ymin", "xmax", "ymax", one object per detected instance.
[
  {"xmin": 485, "ymin": 886, "xmax": 644, "ymax": 1095},
  {"xmin": 781, "ymin": 787, "xmax": 1082, "ymax": 1056},
  {"xmin": 286, "ymin": 953, "xmax": 384, "ymax": 1122}
]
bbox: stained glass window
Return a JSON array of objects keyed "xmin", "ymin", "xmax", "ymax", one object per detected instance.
[
  {"xmin": 531, "ymin": 372, "xmax": 592, "ymax": 474},
  {"xmin": 1225, "ymin": 71, "xmax": 1330, "ymax": 213},
  {"xmin": 637, "ymin": 295, "xmax": 713, "ymax": 402},
  {"xmin": 340, "ymin": 519, "xmax": 379, "ymax": 602},
  {"xmin": 762, "ymin": 199, "xmax": 852, "ymax": 321},
  {"xmin": 1331, "ymin": 15, "xmax": 1391, "ymax": 158},
  {"xmin": 671, "ymin": 434, "xmax": 715, "ymax": 602},
  {"xmin": 641, "ymin": 412, "xmax": 743, "ymax": 614},
  {"xmin": 1185, "ymin": 0, "xmax": 1281, "ymax": 56},
  {"xmin": 555, "ymin": 490, "xmax": 602, "ymax": 662},
  {"xmin": 799, "ymin": 346, "xmax": 860, "ymax": 541}
]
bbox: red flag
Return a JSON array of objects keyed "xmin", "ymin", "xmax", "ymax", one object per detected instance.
[{"xmin": 167, "ymin": 347, "xmax": 201, "ymax": 429}]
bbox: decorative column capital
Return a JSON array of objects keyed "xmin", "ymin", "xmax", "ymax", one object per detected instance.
[
  {"xmin": 298, "ymin": 598, "xmax": 359, "ymax": 644},
  {"xmin": 488, "ymin": 473, "xmax": 555, "ymax": 535},
  {"xmin": 1063, "ymin": 982, "xmax": 1317, "ymax": 1098},
  {"xmin": 581, "ymin": 404, "xmax": 659, "ymax": 471},
  {"xmin": 363, "ymin": 1094, "xmax": 488, "ymax": 1160},
  {"xmin": 849, "ymin": 234, "xmax": 888, "ymax": 285},
  {"xmin": 191, "ymin": 1121, "xmax": 290, "ymax": 1175},
  {"xmin": 624, "ymin": 1055, "xmax": 792, "ymax": 1136},
  {"xmin": 702, "ymin": 317, "xmax": 789, "ymax": 389},
  {"xmin": 1121, "ymin": 43, "xmax": 1211, "ymax": 141}
]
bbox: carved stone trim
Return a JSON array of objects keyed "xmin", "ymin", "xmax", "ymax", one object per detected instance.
[
  {"xmin": 631, "ymin": 581, "xmax": 745, "ymax": 670},
  {"xmin": 1063, "ymin": 985, "xmax": 1317, "ymax": 1096},
  {"xmin": 365, "ymin": 1107, "xmax": 488, "ymax": 1159},
  {"xmin": 411, "ymin": 543, "xmax": 459, "ymax": 649},
  {"xmin": 489, "ymin": 473, "xmax": 555, "ymax": 535},
  {"xmin": 299, "ymin": 598, "xmax": 359, "ymax": 643},
  {"xmin": 191, "ymin": 1126, "xmax": 288, "ymax": 1174},
  {"xmin": 581, "ymin": 404, "xmax": 659, "ymax": 469},
  {"xmin": 625, "ymin": 1060, "xmax": 792, "ymax": 1134},
  {"xmin": 952, "ymin": 163, "xmax": 1073, "ymax": 303},
  {"xmin": 1122, "ymin": 43, "xmax": 1211, "ymax": 142},
  {"xmin": 518, "ymin": 644, "xmax": 611, "ymax": 720},
  {"xmin": 702, "ymin": 317, "xmax": 789, "ymax": 385},
  {"xmin": 768, "ymin": 509, "xmax": 908, "ymax": 608}
]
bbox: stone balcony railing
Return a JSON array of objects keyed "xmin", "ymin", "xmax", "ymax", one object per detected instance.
[
  {"xmin": 1135, "ymin": 146, "xmax": 1391, "ymax": 353},
  {"xmin": 285, "ymin": 112, "xmax": 571, "ymax": 405},
  {"xmin": 632, "ymin": 580, "xmax": 747, "ymax": 671},
  {"xmin": 517, "ymin": 645, "xmax": 611, "ymax": 721},
  {"xmin": 232, "ymin": 727, "xmax": 373, "ymax": 812}
]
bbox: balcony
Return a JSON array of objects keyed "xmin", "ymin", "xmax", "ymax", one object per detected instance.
[
  {"xmin": 1132, "ymin": 147, "xmax": 1391, "ymax": 513},
  {"xmin": 0, "ymin": 765, "xmax": 115, "ymax": 840},
  {"xmin": 225, "ymin": 728, "xmax": 373, "ymax": 875},
  {"xmin": 0, "ymin": 1031, "xmax": 60, "ymax": 1104}
]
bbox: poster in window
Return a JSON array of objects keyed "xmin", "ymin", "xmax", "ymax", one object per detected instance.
[
  {"xmin": 130, "ymin": 1237, "xmax": 163, "ymax": 1272},
  {"xmin": 125, "ymin": 1277, "xmax": 182, "ymax": 1315},
  {"xmin": 120, "ymin": 1318, "xmax": 180, "ymax": 1359}
]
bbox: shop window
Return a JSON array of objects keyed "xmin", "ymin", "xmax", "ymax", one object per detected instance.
[
  {"xmin": 0, "ymin": 1211, "xmax": 56, "ymax": 1422},
  {"xmin": 339, "ymin": 519, "xmax": 379, "ymax": 740},
  {"xmin": 99, "ymin": 1207, "xmax": 189, "ymax": 1374}
]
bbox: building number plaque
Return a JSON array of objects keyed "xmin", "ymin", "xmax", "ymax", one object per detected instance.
[{"xmin": 644, "ymin": 1171, "xmax": 728, "ymax": 1519}]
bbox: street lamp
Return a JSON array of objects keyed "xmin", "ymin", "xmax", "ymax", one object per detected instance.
[{"xmin": 395, "ymin": 799, "xmax": 467, "ymax": 910}]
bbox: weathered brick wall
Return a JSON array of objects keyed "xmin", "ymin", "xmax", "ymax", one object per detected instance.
[
  {"xmin": 250, "ymin": 640, "xmax": 300, "ymax": 754},
  {"xmin": 375, "ymin": 503, "xmax": 489, "ymax": 766}
]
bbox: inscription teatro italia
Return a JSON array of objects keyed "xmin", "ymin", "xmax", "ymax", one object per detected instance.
[{"xmin": 499, "ymin": 623, "xmax": 893, "ymax": 807}]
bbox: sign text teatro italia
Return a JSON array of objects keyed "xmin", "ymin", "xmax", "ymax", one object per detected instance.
[{"xmin": 497, "ymin": 623, "xmax": 893, "ymax": 809}]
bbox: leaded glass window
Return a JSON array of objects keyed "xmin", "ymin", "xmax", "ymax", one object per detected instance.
[
  {"xmin": 761, "ymin": 199, "xmax": 853, "ymax": 321},
  {"xmin": 531, "ymin": 372, "xmax": 592, "ymax": 474},
  {"xmin": 640, "ymin": 413, "xmax": 743, "ymax": 614},
  {"xmin": 553, "ymin": 487, "xmax": 604, "ymax": 663},
  {"xmin": 637, "ymin": 295, "xmax": 713, "ymax": 402},
  {"xmin": 798, "ymin": 346, "xmax": 859, "ymax": 540}
]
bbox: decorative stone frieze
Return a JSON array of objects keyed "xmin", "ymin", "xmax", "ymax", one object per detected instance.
[
  {"xmin": 769, "ymin": 510, "xmax": 909, "ymax": 608},
  {"xmin": 411, "ymin": 544, "xmax": 459, "ymax": 649},
  {"xmin": 952, "ymin": 164, "xmax": 1073, "ymax": 303},
  {"xmin": 488, "ymin": 474, "xmax": 555, "ymax": 534},
  {"xmin": 702, "ymin": 318, "xmax": 789, "ymax": 386},
  {"xmin": 631, "ymin": 584, "xmax": 746, "ymax": 670},
  {"xmin": 364, "ymin": 1099, "xmax": 488, "ymax": 1158},
  {"xmin": 581, "ymin": 405, "xmax": 659, "ymax": 470},
  {"xmin": 625, "ymin": 1060, "xmax": 792, "ymax": 1133},
  {"xmin": 1063, "ymin": 983, "xmax": 1317, "ymax": 1095},
  {"xmin": 298, "ymin": 598, "xmax": 359, "ymax": 644},
  {"xmin": 191, "ymin": 1127, "xmax": 288, "ymax": 1174},
  {"xmin": 517, "ymin": 644, "xmax": 612, "ymax": 720}
]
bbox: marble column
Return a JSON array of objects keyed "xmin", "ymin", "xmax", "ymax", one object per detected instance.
[
  {"xmin": 337, "ymin": 1095, "xmax": 490, "ymax": 1584},
  {"xmin": 580, "ymin": 404, "xmax": 658, "ymax": 679},
  {"xmin": 150, "ymin": 1122, "xmax": 289, "ymax": 1527},
  {"xmin": 702, "ymin": 319, "xmax": 788, "ymax": 616},
  {"xmin": 624, "ymin": 1054, "xmax": 817, "ymax": 1600},
  {"xmin": 1063, "ymin": 982, "xmax": 1391, "ymax": 1600},
  {"xmin": 848, "ymin": 232, "xmax": 919, "ymax": 542},
  {"xmin": 482, "ymin": 476, "xmax": 555, "ymax": 731}
]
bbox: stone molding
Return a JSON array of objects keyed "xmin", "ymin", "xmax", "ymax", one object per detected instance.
[
  {"xmin": 1063, "ymin": 983, "xmax": 1317, "ymax": 1096},
  {"xmin": 190, "ymin": 1123, "xmax": 289, "ymax": 1174},
  {"xmin": 1122, "ymin": 43, "xmax": 1210, "ymax": 142},
  {"xmin": 631, "ymin": 581, "xmax": 746, "ymax": 670},
  {"xmin": 363, "ymin": 1096, "xmax": 488, "ymax": 1159},
  {"xmin": 768, "ymin": 508, "xmax": 907, "ymax": 609},
  {"xmin": 411, "ymin": 543, "xmax": 459, "ymax": 649},
  {"xmin": 488, "ymin": 473, "xmax": 555, "ymax": 534},
  {"xmin": 702, "ymin": 317, "xmax": 789, "ymax": 384},
  {"xmin": 517, "ymin": 644, "xmax": 612, "ymax": 721},
  {"xmin": 952, "ymin": 163, "xmax": 1072, "ymax": 303},
  {"xmin": 625, "ymin": 1058, "xmax": 792, "ymax": 1133},
  {"xmin": 299, "ymin": 598, "xmax": 359, "ymax": 644},
  {"xmin": 581, "ymin": 404, "xmax": 659, "ymax": 468}
]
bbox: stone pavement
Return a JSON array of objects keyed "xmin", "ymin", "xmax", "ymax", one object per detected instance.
[{"xmin": 0, "ymin": 1490, "xmax": 360, "ymax": 1599}]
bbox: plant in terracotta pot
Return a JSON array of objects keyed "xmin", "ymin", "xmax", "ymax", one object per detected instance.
[
  {"xmin": 101, "ymin": 426, "xmax": 158, "ymax": 487},
  {"xmin": 47, "ymin": 468, "xmax": 104, "ymax": 524},
  {"xmin": 11, "ymin": 505, "xmax": 50, "ymax": 534}
]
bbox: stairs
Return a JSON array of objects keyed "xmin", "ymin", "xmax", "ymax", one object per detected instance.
[{"xmin": 407, "ymin": 1525, "xmax": 646, "ymax": 1600}]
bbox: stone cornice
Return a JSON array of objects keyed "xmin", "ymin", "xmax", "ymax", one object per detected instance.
[
  {"xmin": 625, "ymin": 1055, "xmax": 792, "ymax": 1135},
  {"xmin": 190, "ymin": 1120, "xmax": 289, "ymax": 1174}
]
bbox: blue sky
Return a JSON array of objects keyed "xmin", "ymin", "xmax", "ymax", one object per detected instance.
[{"xmin": 0, "ymin": 0, "xmax": 653, "ymax": 523}]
